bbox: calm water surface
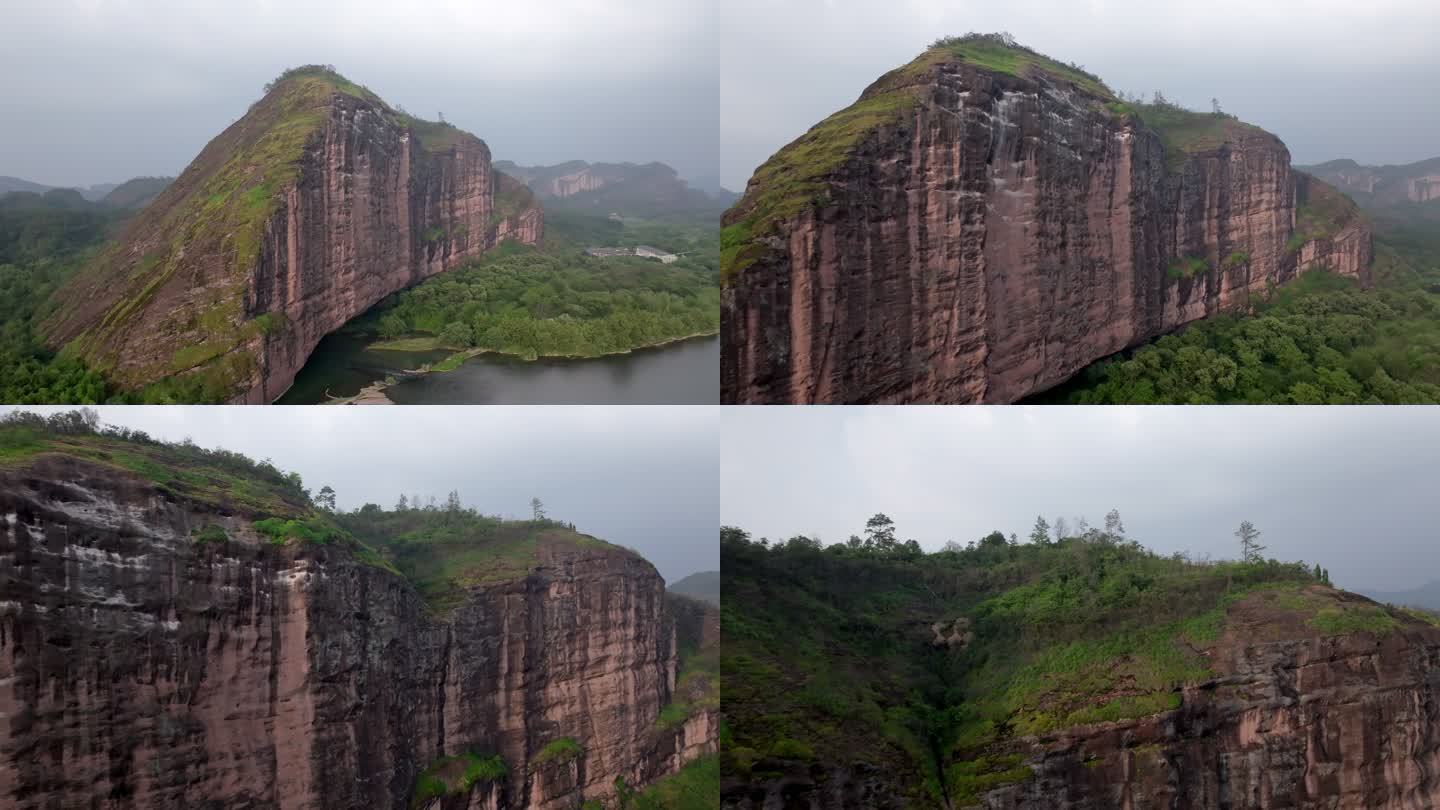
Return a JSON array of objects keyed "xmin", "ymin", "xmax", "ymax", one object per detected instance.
[{"xmin": 277, "ymin": 332, "xmax": 718, "ymax": 404}]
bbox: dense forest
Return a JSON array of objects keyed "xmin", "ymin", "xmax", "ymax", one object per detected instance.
[
  {"xmin": 721, "ymin": 515, "xmax": 1407, "ymax": 806},
  {"xmin": 359, "ymin": 213, "xmax": 719, "ymax": 362},
  {"xmin": 1042, "ymin": 214, "xmax": 1440, "ymax": 404}
]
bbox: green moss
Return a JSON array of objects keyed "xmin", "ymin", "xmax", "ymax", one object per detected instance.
[
  {"xmin": 1166, "ymin": 256, "xmax": 1209, "ymax": 280},
  {"xmin": 1310, "ymin": 605, "xmax": 1401, "ymax": 635},
  {"xmin": 768, "ymin": 738, "xmax": 814, "ymax": 760},
  {"xmin": 1223, "ymin": 251, "xmax": 1251, "ymax": 269},
  {"xmin": 252, "ymin": 514, "xmax": 345, "ymax": 545},
  {"xmin": 533, "ymin": 737, "xmax": 583, "ymax": 765},
  {"xmin": 930, "ymin": 34, "xmax": 1113, "ymax": 99},
  {"xmin": 193, "ymin": 524, "xmax": 229, "ymax": 544},
  {"xmin": 947, "ymin": 754, "xmax": 1033, "ymax": 804},
  {"xmin": 410, "ymin": 753, "xmax": 507, "ymax": 809}
]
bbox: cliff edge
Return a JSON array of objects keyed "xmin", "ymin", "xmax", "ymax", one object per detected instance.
[
  {"xmin": 43, "ymin": 66, "xmax": 543, "ymax": 404},
  {"xmin": 720, "ymin": 34, "xmax": 1372, "ymax": 404}
]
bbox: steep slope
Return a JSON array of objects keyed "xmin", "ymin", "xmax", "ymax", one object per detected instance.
[
  {"xmin": 0, "ymin": 421, "xmax": 707, "ymax": 809},
  {"xmin": 721, "ymin": 528, "xmax": 1440, "ymax": 809},
  {"xmin": 494, "ymin": 159, "xmax": 725, "ymax": 219},
  {"xmin": 43, "ymin": 66, "xmax": 543, "ymax": 404},
  {"xmin": 720, "ymin": 34, "xmax": 1373, "ymax": 404}
]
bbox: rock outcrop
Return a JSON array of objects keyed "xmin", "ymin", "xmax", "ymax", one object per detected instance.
[
  {"xmin": 721, "ymin": 37, "xmax": 1374, "ymax": 404},
  {"xmin": 978, "ymin": 592, "xmax": 1440, "ymax": 810},
  {"xmin": 44, "ymin": 68, "xmax": 542, "ymax": 404},
  {"xmin": 0, "ymin": 443, "xmax": 702, "ymax": 808},
  {"xmin": 1300, "ymin": 157, "xmax": 1440, "ymax": 207}
]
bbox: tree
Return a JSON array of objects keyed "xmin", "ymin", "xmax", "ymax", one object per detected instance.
[
  {"xmin": 316, "ymin": 485, "xmax": 336, "ymax": 512},
  {"xmin": 531, "ymin": 496, "xmax": 546, "ymax": 523},
  {"xmin": 445, "ymin": 490, "xmax": 462, "ymax": 514},
  {"xmin": 1075, "ymin": 516, "xmax": 1090, "ymax": 536},
  {"xmin": 1236, "ymin": 521, "xmax": 1266, "ymax": 563},
  {"xmin": 1029, "ymin": 515, "xmax": 1050, "ymax": 545},
  {"xmin": 1053, "ymin": 516, "xmax": 1070, "ymax": 541},
  {"xmin": 847, "ymin": 534, "xmax": 865, "ymax": 550},
  {"xmin": 396, "ymin": 494, "xmax": 409, "ymax": 511},
  {"xmin": 1104, "ymin": 509, "xmax": 1125, "ymax": 537},
  {"xmin": 980, "ymin": 530, "xmax": 1007, "ymax": 548},
  {"xmin": 865, "ymin": 513, "xmax": 897, "ymax": 551}
]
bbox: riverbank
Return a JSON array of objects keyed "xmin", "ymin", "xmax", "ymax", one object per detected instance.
[{"xmin": 319, "ymin": 330, "xmax": 718, "ymax": 404}]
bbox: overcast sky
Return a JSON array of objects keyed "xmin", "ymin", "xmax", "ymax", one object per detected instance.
[
  {"xmin": 721, "ymin": 0, "xmax": 1440, "ymax": 190},
  {"xmin": 3, "ymin": 405, "xmax": 718, "ymax": 584},
  {"xmin": 721, "ymin": 407, "xmax": 1440, "ymax": 595},
  {"xmin": 1, "ymin": 0, "xmax": 717, "ymax": 189}
]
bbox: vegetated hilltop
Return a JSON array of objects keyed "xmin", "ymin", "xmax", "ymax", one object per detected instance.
[
  {"xmin": 669, "ymin": 570, "xmax": 720, "ymax": 605},
  {"xmin": 720, "ymin": 516, "xmax": 1440, "ymax": 809},
  {"xmin": 720, "ymin": 33, "xmax": 1371, "ymax": 404},
  {"xmin": 41, "ymin": 65, "xmax": 542, "ymax": 404},
  {"xmin": 495, "ymin": 159, "xmax": 728, "ymax": 221},
  {"xmin": 0, "ymin": 410, "xmax": 714, "ymax": 809}
]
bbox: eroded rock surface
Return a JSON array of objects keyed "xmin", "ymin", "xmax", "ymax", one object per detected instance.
[
  {"xmin": 0, "ymin": 454, "xmax": 700, "ymax": 809},
  {"xmin": 721, "ymin": 57, "xmax": 1372, "ymax": 404}
]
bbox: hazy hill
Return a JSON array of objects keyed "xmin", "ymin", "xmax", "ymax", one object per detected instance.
[
  {"xmin": 669, "ymin": 570, "xmax": 719, "ymax": 605},
  {"xmin": 494, "ymin": 159, "xmax": 727, "ymax": 220}
]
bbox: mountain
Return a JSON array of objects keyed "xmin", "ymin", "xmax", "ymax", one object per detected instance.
[
  {"xmin": 494, "ymin": 159, "xmax": 727, "ymax": 219},
  {"xmin": 669, "ymin": 570, "xmax": 720, "ymax": 605},
  {"xmin": 42, "ymin": 65, "xmax": 542, "ymax": 404},
  {"xmin": 0, "ymin": 416, "xmax": 715, "ymax": 808},
  {"xmin": 0, "ymin": 176, "xmax": 54, "ymax": 195},
  {"xmin": 720, "ymin": 34, "xmax": 1372, "ymax": 404},
  {"xmin": 99, "ymin": 176, "xmax": 173, "ymax": 210},
  {"xmin": 1365, "ymin": 581, "xmax": 1440, "ymax": 612},
  {"xmin": 1299, "ymin": 157, "xmax": 1440, "ymax": 208},
  {"xmin": 720, "ymin": 527, "xmax": 1440, "ymax": 808}
]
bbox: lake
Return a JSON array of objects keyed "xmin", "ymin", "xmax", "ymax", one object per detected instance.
[{"xmin": 276, "ymin": 332, "xmax": 718, "ymax": 404}]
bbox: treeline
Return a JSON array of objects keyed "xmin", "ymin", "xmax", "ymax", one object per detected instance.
[{"xmin": 370, "ymin": 244, "xmax": 719, "ymax": 359}]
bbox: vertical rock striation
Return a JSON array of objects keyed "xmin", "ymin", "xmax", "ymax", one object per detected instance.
[
  {"xmin": 0, "ymin": 452, "xmax": 700, "ymax": 809},
  {"xmin": 721, "ymin": 42, "xmax": 1373, "ymax": 404},
  {"xmin": 44, "ymin": 69, "xmax": 542, "ymax": 404}
]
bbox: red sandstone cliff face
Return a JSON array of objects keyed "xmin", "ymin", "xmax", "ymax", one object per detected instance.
[
  {"xmin": 0, "ymin": 455, "xmax": 699, "ymax": 809},
  {"xmin": 45, "ymin": 76, "xmax": 542, "ymax": 404},
  {"xmin": 720, "ymin": 58, "xmax": 1373, "ymax": 404},
  {"xmin": 242, "ymin": 96, "xmax": 544, "ymax": 403}
]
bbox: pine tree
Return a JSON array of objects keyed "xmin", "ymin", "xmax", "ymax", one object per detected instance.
[
  {"xmin": 1029, "ymin": 515, "xmax": 1050, "ymax": 545},
  {"xmin": 1235, "ymin": 521, "xmax": 1266, "ymax": 563}
]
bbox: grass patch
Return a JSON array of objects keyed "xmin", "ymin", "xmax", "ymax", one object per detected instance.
[
  {"xmin": 1166, "ymin": 256, "xmax": 1209, "ymax": 280},
  {"xmin": 533, "ymin": 737, "xmax": 583, "ymax": 765},
  {"xmin": 193, "ymin": 524, "xmax": 229, "ymax": 544},
  {"xmin": 411, "ymin": 752, "xmax": 507, "ymax": 809}
]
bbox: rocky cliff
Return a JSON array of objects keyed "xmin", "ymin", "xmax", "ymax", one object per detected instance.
[
  {"xmin": 721, "ymin": 528, "xmax": 1440, "ymax": 810},
  {"xmin": 0, "ymin": 430, "xmax": 704, "ymax": 809},
  {"xmin": 720, "ymin": 35, "xmax": 1374, "ymax": 404},
  {"xmin": 1300, "ymin": 157, "xmax": 1440, "ymax": 207},
  {"xmin": 43, "ymin": 67, "xmax": 542, "ymax": 404}
]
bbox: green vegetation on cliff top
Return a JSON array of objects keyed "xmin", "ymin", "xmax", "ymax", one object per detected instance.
[
  {"xmin": 722, "ymin": 518, "xmax": 1412, "ymax": 808},
  {"xmin": 335, "ymin": 504, "xmax": 620, "ymax": 614},
  {"xmin": 43, "ymin": 65, "xmax": 485, "ymax": 402},
  {"xmin": 721, "ymin": 33, "xmax": 1119, "ymax": 283}
]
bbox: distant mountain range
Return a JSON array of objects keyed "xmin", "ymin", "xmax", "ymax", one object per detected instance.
[
  {"xmin": 668, "ymin": 570, "xmax": 719, "ymax": 605},
  {"xmin": 1297, "ymin": 157, "xmax": 1440, "ymax": 209},
  {"xmin": 494, "ymin": 159, "xmax": 735, "ymax": 220},
  {"xmin": 1363, "ymin": 581, "xmax": 1440, "ymax": 613},
  {"xmin": 0, "ymin": 175, "xmax": 172, "ymax": 210}
]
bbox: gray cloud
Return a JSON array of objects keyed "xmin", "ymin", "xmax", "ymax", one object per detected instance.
[
  {"xmin": 4, "ymin": 405, "xmax": 719, "ymax": 584},
  {"xmin": 2, "ymin": 0, "xmax": 716, "ymax": 187},
  {"xmin": 721, "ymin": 406, "xmax": 1440, "ymax": 594},
  {"xmin": 721, "ymin": 0, "xmax": 1440, "ymax": 189}
]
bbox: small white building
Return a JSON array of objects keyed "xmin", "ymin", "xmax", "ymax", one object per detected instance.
[{"xmin": 634, "ymin": 245, "xmax": 679, "ymax": 264}]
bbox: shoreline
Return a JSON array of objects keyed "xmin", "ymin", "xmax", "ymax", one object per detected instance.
[{"xmin": 322, "ymin": 330, "xmax": 718, "ymax": 405}]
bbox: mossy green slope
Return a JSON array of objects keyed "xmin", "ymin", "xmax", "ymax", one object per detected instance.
[{"xmin": 721, "ymin": 526, "xmax": 1414, "ymax": 808}]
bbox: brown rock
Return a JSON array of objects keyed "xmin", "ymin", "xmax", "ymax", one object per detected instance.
[
  {"xmin": 721, "ymin": 56, "xmax": 1373, "ymax": 404},
  {"xmin": 0, "ymin": 453, "xmax": 703, "ymax": 809}
]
